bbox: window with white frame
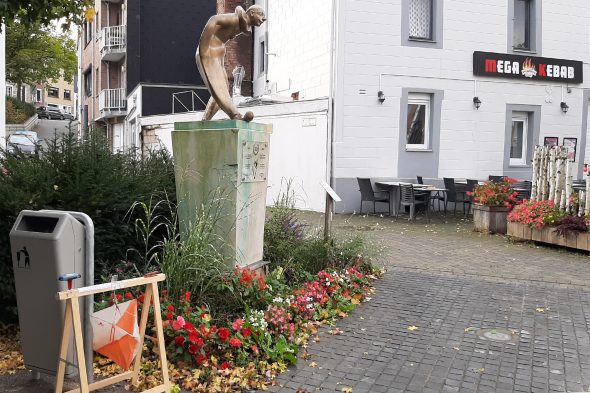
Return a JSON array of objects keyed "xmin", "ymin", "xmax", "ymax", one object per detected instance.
[
  {"xmin": 406, "ymin": 93, "xmax": 431, "ymax": 149},
  {"xmin": 6, "ymin": 86, "xmax": 13, "ymax": 97},
  {"xmin": 513, "ymin": 0, "xmax": 531, "ymax": 50},
  {"xmin": 409, "ymin": 0, "xmax": 433, "ymax": 40},
  {"xmin": 510, "ymin": 112, "xmax": 528, "ymax": 165},
  {"xmin": 35, "ymin": 89, "xmax": 41, "ymax": 102}
]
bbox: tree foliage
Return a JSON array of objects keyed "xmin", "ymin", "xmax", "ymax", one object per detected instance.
[
  {"xmin": 0, "ymin": 0, "xmax": 91, "ymax": 30},
  {"xmin": 6, "ymin": 21, "xmax": 77, "ymax": 86}
]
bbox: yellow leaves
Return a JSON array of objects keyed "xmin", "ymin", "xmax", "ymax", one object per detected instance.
[
  {"xmin": 328, "ymin": 328, "xmax": 343, "ymax": 335},
  {"xmin": 341, "ymin": 387, "xmax": 354, "ymax": 393},
  {"xmin": 337, "ymin": 310, "xmax": 348, "ymax": 318},
  {"xmin": 84, "ymin": 7, "xmax": 96, "ymax": 21},
  {"xmin": 0, "ymin": 325, "xmax": 24, "ymax": 376},
  {"xmin": 407, "ymin": 325, "xmax": 419, "ymax": 331},
  {"xmin": 201, "ymin": 314, "xmax": 212, "ymax": 322},
  {"xmin": 472, "ymin": 367, "xmax": 485, "ymax": 374},
  {"xmin": 536, "ymin": 307, "xmax": 545, "ymax": 313},
  {"xmin": 300, "ymin": 350, "xmax": 310, "ymax": 360},
  {"xmin": 308, "ymin": 361, "xmax": 318, "ymax": 368},
  {"xmin": 351, "ymin": 298, "xmax": 361, "ymax": 305}
]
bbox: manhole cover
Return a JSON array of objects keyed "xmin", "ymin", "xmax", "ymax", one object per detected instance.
[{"xmin": 475, "ymin": 328, "xmax": 518, "ymax": 343}]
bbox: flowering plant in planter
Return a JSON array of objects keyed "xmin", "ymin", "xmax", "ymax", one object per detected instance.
[
  {"xmin": 507, "ymin": 199, "xmax": 557, "ymax": 228},
  {"xmin": 468, "ymin": 179, "xmax": 518, "ymax": 207}
]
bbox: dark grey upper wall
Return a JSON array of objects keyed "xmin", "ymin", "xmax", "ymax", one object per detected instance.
[{"xmin": 127, "ymin": 0, "xmax": 215, "ymax": 94}]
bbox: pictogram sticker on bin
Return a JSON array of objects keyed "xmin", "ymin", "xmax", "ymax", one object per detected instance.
[{"xmin": 16, "ymin": 246, "xmax": 30, "ymax": 269}]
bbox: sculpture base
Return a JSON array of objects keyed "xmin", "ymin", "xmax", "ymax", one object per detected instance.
[{"xmin": 172, "ymin": 120, "xmax": 272, "ymax": 267}]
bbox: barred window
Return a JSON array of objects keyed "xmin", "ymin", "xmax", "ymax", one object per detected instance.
[{"xmin": 409, "ymin": 0, "xmax": 433, "ymax": 40}]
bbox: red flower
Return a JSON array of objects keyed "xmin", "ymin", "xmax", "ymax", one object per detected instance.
[
  {"xmin": 137, "ymin": 293, "xmax": 145, "ymax": 303},
  {"xmin": 232, "ymin": 319, "xmax": 243, "ymax": 331},
  {"xmin": 218, "ymin": 327, "xmax": 230, "ymax": 342},
  {"xmin": 174, "ymin": 335, "xmax": 185, "ymax": 347},
  {"xmin": 240, "ymin": 327, "xmax": 252, "ymax": 338},
  {"xmin": 179, "ymin": 291, "xmax": 191, "ymax": 302},
  {"xmin": 188, "ymin": 344, "xmax": 198, "ymax": 354},
  {"xmin": 196, "ymin": 354, "xmax": 207, "ymax": 364},
  {"xmin": 220, "ymin": 362, "xmax": 231, "ymax": 370},
  {"xmin": 167, "ymin": 304, "xmax": 175, "ymax": 312},
  {"xmin": 250, "ymin": 344, "xmax": 259, "ymax": 355},
  {"xmin": 124, "ymin": 292, "xmax": 133, "ymax": 300},
  {"xmin": 257, "ymin": 276, "xmax": 267, "ymax": 290},
  {"xmin": 229, "ymin": 338, "xmax": 242, "ymax": 347},
  {"xmin": 165, "ymin": 311, "xmax": 173, "ymax": 320},
  {"xmin": 188, "ymin": 330, "xmax": 200, "ymax": 344}
]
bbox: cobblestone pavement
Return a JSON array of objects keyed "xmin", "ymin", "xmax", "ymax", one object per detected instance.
[{"xmin": 270, "ymin": 213, "xmax": 590, "ymax": 392}]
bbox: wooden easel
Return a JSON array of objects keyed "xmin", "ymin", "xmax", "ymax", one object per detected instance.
[{"xmin": 54, "ymin": 273, "xmax": 171, "ymax": 393}]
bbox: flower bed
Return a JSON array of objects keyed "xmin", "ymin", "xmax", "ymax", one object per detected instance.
[
  {"xmin": 507, "ymin": 199, "xmax": 590, "ymax": 251},
  {"xmin": 470, "ymin": 179, "xmax": 518, "ymax": 234},
  {"xmin": 97, "ymin": 265, "xmax": 381, "ymax": 392}
]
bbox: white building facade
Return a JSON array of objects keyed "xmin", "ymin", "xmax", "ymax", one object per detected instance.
[{"xmin": 255, "ymin": 0, "xmax": 590, "ymax": 213}]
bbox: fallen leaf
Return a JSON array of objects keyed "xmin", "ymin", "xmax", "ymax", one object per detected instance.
[
  {"xmin": 342, "ymin": 387, "xmax": 353, "ymax": 393},
  {"xmin": 329, "ymin": 328, "xmax": 343, "ymax": 335},
  {"xmin": 536, "ymin": 307, "xmax": 545, "ymax": 313},
  {"xmin": 407, "ymin": 325, "xmax": 419, "ymax": 331},
  {"xmin": 300, "ymin": 350, "xmax": 310, "ymax": 360},
  {"xmin": 309, "ymin": 362, "xmax": 318, "ymax": 368},
  {"xmin": 453, "ymin": 347, "xmax": 460, "ymax": 351},
  {"xmin": 464, "ymin": 327, "xmax": 473, "ymax": 333}
]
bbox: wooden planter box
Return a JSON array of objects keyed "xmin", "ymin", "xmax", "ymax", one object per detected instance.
[
  {"xmin": 473, "ymin": 204, "xmax": 510, "ymax": 234},
  {"xmin": 507, "ymin": 222, "xmax": 590, "ymax": 251}
]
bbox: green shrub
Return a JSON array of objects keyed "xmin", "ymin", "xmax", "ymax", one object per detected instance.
[
  {"xmin": 0, "ymin": 130, "xmax": 176, "ymax": 321},
  {"xmin": 263, "ymin": 182, "xmax": 375, "ymax": 281},
  {"xmin": 6, "ymin": 96, "xmax": 36, "ymax": 123}
]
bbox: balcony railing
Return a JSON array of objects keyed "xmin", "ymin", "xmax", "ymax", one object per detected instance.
[
  {"xmin": 99, "ymin": 88, "xmax": 126, "ymax": 117},
  {"xmin": 100, "ymin": 25, "xmax": 126, "ymax": 61}
]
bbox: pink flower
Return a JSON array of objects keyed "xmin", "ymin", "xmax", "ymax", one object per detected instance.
[
  {"xmin": 172, "ymin": 316, "xmax": 186, "ymax": 330},
  {"xmin": 232, "ymin": 319, "xmax": 243, "ymax": 331}
]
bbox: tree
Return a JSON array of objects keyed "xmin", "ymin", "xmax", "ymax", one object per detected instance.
[
  {"xmin": 0, "ymin": 0, "xmax": 92, "ymax": 31},
  {"xmin": 6, "ymin": 21, "xmax": 77, "ymax": 100}
]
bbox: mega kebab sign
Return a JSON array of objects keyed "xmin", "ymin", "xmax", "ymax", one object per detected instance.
[{"xmin": 473, "ymin": 51, "xmax": 583, "ymax": 84}]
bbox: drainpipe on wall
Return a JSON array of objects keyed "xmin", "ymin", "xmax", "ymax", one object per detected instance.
[{"xmin": 324, "ymin": 0, "xmax": 338, "ymax": 240}]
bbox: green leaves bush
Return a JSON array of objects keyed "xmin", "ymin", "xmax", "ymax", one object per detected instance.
[
  {"xmin": 0, "ymin": 130, "xmax": 176, "ymax": 320},
  {"xmin": 6, "ymin": 97, "xmax": 36, "ymax": 123}
]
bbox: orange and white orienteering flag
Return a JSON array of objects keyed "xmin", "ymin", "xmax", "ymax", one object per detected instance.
[{"xmin": 90, "ymin": 299, "xmax": 139, "ymax": 370}]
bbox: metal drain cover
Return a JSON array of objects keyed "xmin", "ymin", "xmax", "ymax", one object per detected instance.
[{"xmin": 475, "ymin": 328, "xmax": 518, "ymax": 343}]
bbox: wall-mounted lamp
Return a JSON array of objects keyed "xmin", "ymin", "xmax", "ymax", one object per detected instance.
[
  {"xmin": 473, "ymin": 96, "xmax": 481, "ymax": 110},
  {"xmin": 560, "ymin": 101, "xmax": 569, "ymax": 113},
  {"xmin": 377, "ymin": 90, "xmax": 385, "ymax": 103}
]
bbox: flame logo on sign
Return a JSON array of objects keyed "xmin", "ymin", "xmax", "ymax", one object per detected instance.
[{"xmin": 521, "ymin": 58, "xmax": 537, "ymax": 78}]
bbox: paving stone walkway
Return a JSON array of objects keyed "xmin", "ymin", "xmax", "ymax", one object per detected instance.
[{"xmin": 270, "ymin": 213, "xmax": 590, "ymax": 392}]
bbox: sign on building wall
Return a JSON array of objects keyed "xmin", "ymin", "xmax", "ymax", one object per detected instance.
[{"xmin": 473, "ymin": 51, "xmax": 583, "ymax": 84}]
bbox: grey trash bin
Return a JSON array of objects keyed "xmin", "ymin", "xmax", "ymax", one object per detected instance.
[{"xmin": 10, "ymin": 210, "xmax": 86, "ymax": 376}]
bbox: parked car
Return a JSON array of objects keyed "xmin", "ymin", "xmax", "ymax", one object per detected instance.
[
  {"xmin": 6, "ymin": 132, "xmax": 42, "ymax": 156},
  {"xmin": 61, "ymin": 111, "xmax": 75, "ymax": 121},
  {"xmin": 37, "ymin": 106, "xmax": 64, "ymax": 120}
]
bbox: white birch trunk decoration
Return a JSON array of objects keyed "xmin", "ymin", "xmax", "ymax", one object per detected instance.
[
  {"xmin": 554, "ymin": 151, "xmax": 564, "ymax": 206},
  {"xmin": 541, "ymin": 147, "xmax": 549, "ymax": 199},
  {"xmin": 560, "ymin": 189, "xmax": 566, "ymax": 211},
  {"xmin": 548, "ymin": 148, "xmax": 556, "ymax": 202},
  {"xmin": 531, "ymin": 146, "xmax": 539, "ymax": 200},
  {"xmin": 586, "ymin": 174, "xmax": 590, "ymax": 215},
  {"xmin": 580, "ymin": 191, "xmax": 585, "ymax": 216},
  {"xmin": 565, "ymin": 159, "xmax": 573, "ymax": 212}
]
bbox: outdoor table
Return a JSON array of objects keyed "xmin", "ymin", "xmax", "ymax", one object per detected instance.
[
  {"xmin": 421, "ymin": 187, "xmax": 448, "ymax": 214},
  {"xmin": 375, "ymin": 182, "xmax": 435, "ymax": 216}
]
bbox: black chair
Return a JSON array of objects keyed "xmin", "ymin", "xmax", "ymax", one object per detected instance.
[
  {"xmin": 512, "ymin": 181, "xmax": 531, "ymax": 202},
  {"xmin": 396, "ymin": 183, "xmax": 429, "ymax": 222},
  {"xmin": 489, "ymin": 175, "xmax": 506, "ymax": 182},
  {"xmin": 357, "ymin": 178, "xmax": 391, "ymax": 215},
  {"xmin": 443, "ymin": 177, "xmax": 471, "ymax": 215},
  {"xmin": 416, "ymin": 176, "xmax": 424, "ymax": 184}
]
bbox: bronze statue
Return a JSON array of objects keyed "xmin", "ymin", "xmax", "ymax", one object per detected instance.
[{"xmin": 196, "ymin": 5, "xmax": 266, "ymax": 122}]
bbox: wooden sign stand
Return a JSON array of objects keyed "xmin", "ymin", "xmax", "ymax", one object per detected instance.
[{"xmin": 54, "ymin": 273, "xmax": 171, "ymax": 393}]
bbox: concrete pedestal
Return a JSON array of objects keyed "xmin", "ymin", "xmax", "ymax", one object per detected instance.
[{"xmin": 172, "ymin": 120, "xmax": 272, "ymax": 267}]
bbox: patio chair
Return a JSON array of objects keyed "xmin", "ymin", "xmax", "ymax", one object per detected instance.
[
  {"xmin": 512, "ymin": 181, "xmax": 531, "ymax": 202},
  {"xmin": 357, "ymin": 178, "xmax": 391, "ymax": 215},
  {"xmin": 416, "ymin": 176, "xmax": 424, "ymax": 184},
  {"xmin": 443, "ymin": 177, "xmax": 471, "ymax": 216},
  {"xmin": 396, "ymin": 183, "xmax": 429, "ymax": 222},
  {"xmin": 489, "ymin": 175, "xmax": 505, "ymax": 182}
]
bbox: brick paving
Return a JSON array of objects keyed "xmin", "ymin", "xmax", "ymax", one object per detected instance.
[{"xmin": 270, "ymin": 213, "xmax": 590, "ymax": 392}]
